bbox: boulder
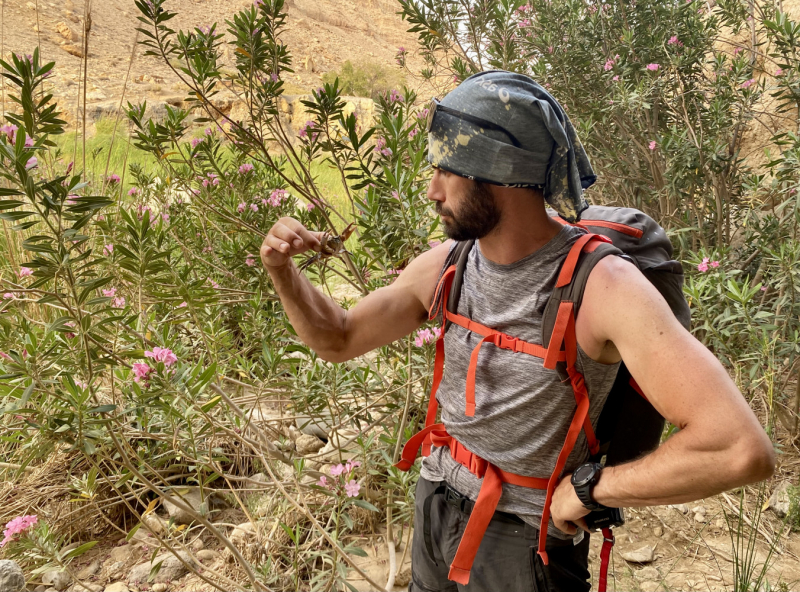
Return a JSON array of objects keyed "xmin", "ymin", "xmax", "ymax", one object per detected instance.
[
  {"xmin": 128, "ymin": 551, "xmax": 196, "ymax": 585},
  {"xmin": 42, "ymin": 569, "xmax": 71, "ymax": 591},
  {"xmin": 55, "ymin": 22, "xmax": 79, "ymax": 41},
  {"xmin": 230, "ymin": 522, "xmax": 256, "ymax": 549},
  {"xmin": 143, "ymin": 513, "xmax": 167, "ymax": 535},
  {"xmin": 75, "ymin": 560, "xmax": 101, "ymax": 579},
  {"xmin": 636, "ymin": 566, "xmax": 660, "ymax": 580},
  {"xmin": 163, "ymin": 487, "xmax": 217, "ymax": 525},
  {"xmin": 196, "ymin": 549, "xmax": 221, "ymax": 562},
  {"xmin": 152, "ymin": 584, "xmax": 169, "ymax": 592},
  {"xmin": 295, "ymin": 434, "xmax": 325, "ymax": 455},
  {"xmin": 0, "ymin": 560, "xmax": 25, "ymax": 592},
  {"xmin": 768, "ymin": 481, "xmax": 793, "ymax": 518},
  {"xmin": 620, "ymin": 545, "xmax": 655, "ymax": 564}
]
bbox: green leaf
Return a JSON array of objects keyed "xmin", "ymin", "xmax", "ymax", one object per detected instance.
[
  {"xmin": 63, "ymin": 541, "xmax": 98, "ymax": 560},
  {"xmin": 87, "ymin": 404, "xmax": 117, "ymax": 414},
  {"xmin": 351, "ymin": 499, "xmax": 379, "ymax": 512},
  {"xmin": 200, "ymin": 396, "xmax": 221, "ymax": 413}
]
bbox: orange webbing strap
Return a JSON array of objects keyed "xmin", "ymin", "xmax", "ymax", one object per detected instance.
[
  {"xmin": 448, "ymin": 464, "xmax": 503, "ymax": 584},
  {"xmin": 556, "ymin": 233, "xmax": 599, "ymax": 288},
  {"xmin": 598, "ymin": 527, "xmax": 615, "ymax": 592},
  {"xmin": 428, "ymin": 265, "xmax": 457, "ymax": 320},
  {"xmin": 421, "ymin": 337, "xmax": 445, "ymax": 456},
  {"xmin": 394, "ymin": 423, "xmax": 442, "ymax": 471},
  {"xmin": 543, "ymin": 301, "xmax": 574, "ymax": 370},
  {"xmin": 558, "ymin": 233, "xmax": 613, "ymax": 288},
  {"xmin": 537, "ymin": 366, "xmax": 593, "ymax": 565}
]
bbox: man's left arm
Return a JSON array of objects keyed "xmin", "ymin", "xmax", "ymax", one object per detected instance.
[{"xmin": 550, "ymin": 256, "xmax": 776, "ymax": 535}]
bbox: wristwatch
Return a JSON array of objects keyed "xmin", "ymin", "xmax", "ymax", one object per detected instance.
[{"xmin": 571, "ymin": 462, "xmax": 604, "ymax": 511}]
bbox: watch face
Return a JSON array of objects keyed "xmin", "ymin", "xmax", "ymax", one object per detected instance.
[{"xmin": 573, "ymin": 464, "xmax": 596, "ymax": 485}]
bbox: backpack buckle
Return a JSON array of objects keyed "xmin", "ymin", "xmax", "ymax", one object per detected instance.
[{"xmin": 498, "ymin": 334, "xmax": 519, "ymax": 352}]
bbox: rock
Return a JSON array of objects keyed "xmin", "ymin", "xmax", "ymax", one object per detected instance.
[
  {"xmin": 670, "ymin": 504, "xmax": 689, "ymax": 514},
  {"xmin": 62, "ymin": 45, "xmax": 84, "ymax": 58},
  {"xmin": 163, "ymin": 487, "xmax": 217, "ymax": 525},
  {"xmin": 107, "ymin": 544, "xmax": 136, "ymax": 565},
  {"xmin": 694, "ymin": 512, "xmax": 707, "ymax": 523},
  {"xmin": 76, "ymin": 560, "xmax": 101, "ymax": 579},
  {"xmin": 652, "ymin": 526, "xmax": 663, "ymax": 537},
  {"xmin": 196, "ymin": 549, "xmax": 221, "ymax": 563},
  {"xmin": 129, "ymin": 527, "xmax": 155, "ymax": 545},
  {"xmin": 640, "ymin": 582, "xmax": 663, "ymax": 592},
  {"xmin": 35, "ymin": 586, "xmax": 48, "ymax": 592},
  {"xmin": 395, "ymin": 566, "xmax": 412, "ymax": 587},
  {"xmin": 55, "ymin": 22, "xmax": 79, "ymax": 41},
  {"xmin": 128, "ymin": 551, "xmax": 196, "ymax": 585},
  {"xmin": 42, "ymin": 569, "xmax": 71, "ymax": 591},
  {"xmin": 0, "ymin": 560, "xmax": 26, "ymax": 592},
  {"xmin": 230, "ymin": 522, "xmax": 256, "ymax": 549},
  {"xmin": 26, "ymin": 2, "xmax": 37, "ymax": 9},
  {"xmin": 636, "ymin": 566, "xmax": 660, "ymax": 580},
  {"xmin": 692, "ymin": 505, "xmax": 707, "ymax": 515},
  {"xmin": 104, "ymin": 583, "xmax": 129, "ymax": 592},
  {"xmin": 295, "ymin": 434, "xmax": 325, "ymax": 455},
  {"xmin": 152, "ymin": 584, "xmax": 169, "ymax": 592},
  {"xmin": 69, "ymin": 585, "xmax": 102, "ymax": 592},
  {"xmin": 768, "ymin": 481, "xmax": 793, "ymax": 518},
  {"xmin": 143, "ymin": 514, "xmax": 166, "ymax": 535},
  {"xmin": 295, "ymin": 414, "xmax": 331, "ymax": 439},
  {"xmin": 620, "ymin": 545, "xmax": 655, "ymax": 564},
  {"xmin": 190, "ymin": 537, "xmax": 205, "ymax": 551},
  {"xmin": 86, "ymin": 90, "xmax": 107, "ymax": 101}
]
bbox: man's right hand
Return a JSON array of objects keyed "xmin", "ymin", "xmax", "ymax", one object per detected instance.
[{"xmin": 260, "ymin": 217, "xmax": 324, "ymax": 269}]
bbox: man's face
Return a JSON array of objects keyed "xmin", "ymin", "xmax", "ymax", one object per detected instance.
[{"xmin": 427, "ymin": 168, "xmax": 501, "ymax": 241}]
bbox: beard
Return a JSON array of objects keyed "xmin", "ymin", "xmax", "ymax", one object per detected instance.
[{"xmin": 436, "ymin": 181, "xmax": 501, "ymax": 241}]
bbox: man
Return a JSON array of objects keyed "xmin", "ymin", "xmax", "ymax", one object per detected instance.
[{"xmin": 261, "ymin": 71, "xmax": 774, "ymax": 591}]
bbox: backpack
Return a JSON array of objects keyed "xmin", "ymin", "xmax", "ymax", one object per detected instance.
[{"xmin": 445, "ymin": 205, "xmax": 691, "ymax": 467}]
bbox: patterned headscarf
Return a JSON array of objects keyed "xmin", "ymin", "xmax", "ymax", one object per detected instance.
[{"xmin": 427, "ymin": 70, "xmax": 595, "ymax": 222}]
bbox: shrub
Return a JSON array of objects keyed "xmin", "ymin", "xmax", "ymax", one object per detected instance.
[{"xmin": 322, "ymin": 59, "xmax": 406, "ymax": 100}]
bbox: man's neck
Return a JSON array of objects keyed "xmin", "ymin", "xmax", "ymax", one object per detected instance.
[{"xmin": 477, "ymin": 197, "xmax": 564, "ymax": 265}]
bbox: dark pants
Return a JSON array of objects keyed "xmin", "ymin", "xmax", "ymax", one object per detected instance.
[{"xmin": 410, "ymin": 477, "xmax": 591, "ymax": 592}]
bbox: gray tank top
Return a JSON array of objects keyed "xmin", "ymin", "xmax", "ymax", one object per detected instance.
[{"xmin": 420, "ymin": 225, "xmax": 620, "ymax": 538}]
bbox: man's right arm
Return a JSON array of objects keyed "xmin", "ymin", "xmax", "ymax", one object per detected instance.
[{"xmin": 261, "ymin": 217, "xmax": 450, "ymax": 363}]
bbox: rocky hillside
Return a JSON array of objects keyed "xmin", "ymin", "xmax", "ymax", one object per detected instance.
[{"xmin": 3, "ymin": 0, "xmax": 429, "ymax": 128}]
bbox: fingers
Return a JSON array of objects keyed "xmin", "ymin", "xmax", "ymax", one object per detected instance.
[
  {"xmin": 574, "ymin": 517, "xmax": 591, "ymax": 534},
  {"xmin": 553, "ymin": 518, "xmax": 577, "ymax": 536}
]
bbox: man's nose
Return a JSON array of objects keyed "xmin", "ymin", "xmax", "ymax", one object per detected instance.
[{"xmin": 427, "ymin": 169, "xmax": 444, "ymax": 203}]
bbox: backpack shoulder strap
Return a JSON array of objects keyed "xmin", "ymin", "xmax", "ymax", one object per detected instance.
[
  {"xmin": 447, "ymin": 239, "xmax": 475, "ymax": 314},
  {"xmin": 542, "ymin": 241, "xmax": 627, "ymax": 350}
]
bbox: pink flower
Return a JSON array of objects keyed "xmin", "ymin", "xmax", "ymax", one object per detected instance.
[
  {"xmin": 612, "ymin": 75, "xmax": 619, "ymax": 81},
  {"xmin": 646, "ymin": 63, "xmax": 660, "ymax": 71},
  {"xmin": 144, "ymin": 346, "xmax": 178, "ymax": 367},
  {"xmin": 697, "ymin": 262, "xmax": 708, "ymax": 272},
  {"xmin": 103, "ymin": 244, "xmax": 113, "ymax": 256},
  {"xmin": 391, "ymin": 191, "xmax": 400, "ymax": 200},
  {"xmin": 267, "ymin": 188, "xmax": 288, "ymax": 207},
  {"xmin": 344, "ymin": 480, "xmax": 360, "ymax": 498},
  {"xmin": 775, "ymin": 68, "xmax": 783, "ymax": 76},
  {"xmin": 18, "ymin": 267, "xmax": 32, "ymax": 278},
  {"xmin": 132, "ymin": 362, "xmax": 152, "ymax": 384},
  {"xmin": 0, "ymin": 351, "xmax": 11, "ymax": 361},
  {"xmin": 250, "ymin": 203, "xmax": 258, "ymax": 212},
  {"xmin": 102, "ymin": 287, "xmax": 117, "ymax": 298},
  {"xmin": 415, "ymin": 328, "xmax": 438, "ymax": 347},
  {"xmin": 238, "ymin": 203, "xmax": 246, "ymax": 213},
  {"xmin": 668, "ymin": 35, "xmax": 679, "ymax": 45},
  {"xmin": 178, "ymin": 301, "xmax": 187, "ymax": 308},
  {"xmin": 306, "ymin": 201, "xmax": 315, "ymax": 211},
  {"xmin": 128, "ymin": 187, "xmax": 139, "ymax": 196},
  {"xmin": 112, "ymin": 296, "xmax": 126, "ymax": 308},
  {"xmin": 374, "ymin": 137, "xmax": 392, "ymax": 157},
  {"xmin": 3, "ymin": 293, "xmax": 15, "ymax": 299},
  {"xmin": 161, "ymin": 212, "xmax": 169, "ymax": 223},
  {"xmin": 25, "ymin": 156, "xmax": 37, "ymax": 169},
  {"xmin": 1, "ymin": 515, "xmax": 38, "ymax": 547},
  {"xmin": 741, "ymin": 78, "xmax": 756, "ymax": 89},
  {"xmin": 245, "ymin": 255, "xmax": 256, "ymax": 267},
  {"xmin": 107, "ymin": 174, "xmax": 121, "ymax": 184},
  {"xmin": 733, "ymin": 47, "xmax": 743, "ymax": 55},
  {"xmin": 330, "ymin": 464, "xmax": 345, "ymax": 477},
  {"xmin": 316, "ymin": 475, "xmax": 328, "ymax": 488},
  {"xmin": 1, "ymin": 124, "xmax": 18, "ymax": 143},
  {"xmin": 710, "ymin": 260, "xmax": 720, "ymax": 268},
  {"xmin": 760, "ymin": 286, "xmax": 768, "ymax": 291},
  {"xmin": 649, "ymin": 141, "xmax": 657, "ymax": 150},
  {"xmin": 191, "ymin": 137, "xmax": 203, "ymax": 148},
  {"xmin": 239, "ymin": 163, "xmax": 254, "ymax": 174},
  {"xmin": 345, "ymin": 460, "xmax": 361, "ymax": 472},
  {"xmin": 24, "ymin": 135, "xmax": 34, "ymax": 147},
  {"xmin": 603, "ymin": 58, "xmax": 615, "ymax": 71},
  {"xmin": 409, "ymin": 127, "xmax": 418, "ymax": 139}
]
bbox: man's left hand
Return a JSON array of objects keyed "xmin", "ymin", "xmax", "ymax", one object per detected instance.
[{"xmin": 550, "ymin": 474, "xmax": 591, "ymax": 535}]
